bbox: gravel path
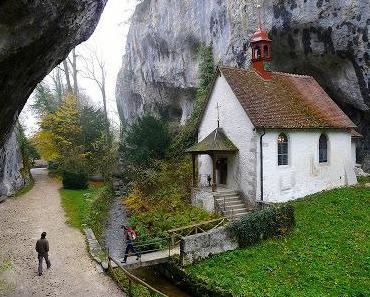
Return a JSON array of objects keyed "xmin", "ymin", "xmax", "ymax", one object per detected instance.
[{"xmin": 0, "ymin": 168, "xmax": 123, "ymax": 297}]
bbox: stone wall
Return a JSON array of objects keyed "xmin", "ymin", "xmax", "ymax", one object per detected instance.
[
  {"xmin": 180, "ymin": 226, "xmax": 238, "ymax": 265},
  {"xmin": 191, "ymin": 188, "xmax": 215, "ymax": 212}
]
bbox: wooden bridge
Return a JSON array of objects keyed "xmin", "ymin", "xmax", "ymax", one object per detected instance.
[{"xmin": 109, "ymin": 217, "xmax": 229, "ymax": 270}]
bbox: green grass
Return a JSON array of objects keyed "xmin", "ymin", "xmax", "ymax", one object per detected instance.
[
  {"xmin": 186, "ymin": 187, "xmax": 370, "ymax": 297},
  {"xmin": 60, "ymin": 185, "xmax": 112, "ymax": 242},
  {"xmin": 60, "ymin": 187, "xmax": 94, "ymax": 230},
  {"xmin": 14, "ymin": 179, "xmax": 34, "ymax": 197}
]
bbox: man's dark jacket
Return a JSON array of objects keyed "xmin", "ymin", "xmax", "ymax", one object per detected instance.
[{"xmin": 35, "ymin": 238, "xmax": 49, "ymax": 255}]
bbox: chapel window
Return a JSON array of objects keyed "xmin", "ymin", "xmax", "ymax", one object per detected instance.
[
  {"xmin": 319, "ymin": 134, "xmax": 328, "ymax": 163},
  {"xmin": 277, "ymin": 133, "xmax": 288, "ymax": 166},
  {"xmin": 263, "ymin": 45, "xmax": 269, "ymax": 58},
  {"xmin": 255, "ymin": 46, "xmax": 261, "ymax": 59}
]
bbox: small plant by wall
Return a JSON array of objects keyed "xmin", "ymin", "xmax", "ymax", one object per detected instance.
[{"xmin": 227, "ymin": 205, "xmax": 295, "ymax": 248}]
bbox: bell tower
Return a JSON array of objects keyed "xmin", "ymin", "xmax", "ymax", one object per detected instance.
[{"xmin": 250, "ymin": 5, "xmax": 272, "ymax": 80}]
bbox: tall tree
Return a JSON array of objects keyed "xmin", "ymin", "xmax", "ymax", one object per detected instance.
[
  {"xmin": 121, "ymin": 114, "xmax": 171, "ymax": 168},
  {"xmin": 71, "ymin": 48, "xmax": 79, "ymax": 99},
  {"xmin": 63, "ymin": 59, "xmax": 73, "ymax": 94},
  {"xmin": 32, "ymin": 82, "xmax": 59, "ymax": 116},
  {"xmin": 34, "ymin": 94, "xmax": 83, "ymax": 169},
  {"xmin": 81, "ymin": 46, "xmax": 109, "ymax": 139}
]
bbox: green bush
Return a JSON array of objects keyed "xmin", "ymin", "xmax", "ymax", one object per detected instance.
[
  {"xmin": 62, "ymin": 169, "xmax": 88, "ymax": 189},
  {"xmin": 85, "ymin": 186, "xmax": 112, "ymax": 242},
  {"xmin": 228, "ymin": 205, "xmax": 295, "ymax": 248}
]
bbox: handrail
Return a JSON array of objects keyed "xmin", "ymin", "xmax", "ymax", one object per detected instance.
[
  {"xmin": 167, "ymin": 217, "xmax": 228, "ymax": 246},
  {"xmin": 109, "ymin": 255, "xmax": 168, "ymax": 297},
  {"xmin": 167, "ymin": 217, "xmax": 227, "ymax": 234}
]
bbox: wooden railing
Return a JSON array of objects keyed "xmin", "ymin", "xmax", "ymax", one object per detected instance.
[
  {"xmin": 108, "ymin": 255, "xmax": 168, "ymax": 297},
  {"xmin": 167, "ymin": 217, "xmax": 229, "ymax": 246}
]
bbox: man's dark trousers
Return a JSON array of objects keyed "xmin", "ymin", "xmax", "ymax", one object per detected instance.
[
  {"xmin": 38, "ymin": 253, "xmax": 51, "ymax": 275},
  {"xmin": 123, "ymin": 240, "xmax": 140, "ymax": 262}
]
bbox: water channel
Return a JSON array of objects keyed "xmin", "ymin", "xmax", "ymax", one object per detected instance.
[
  {"xmin": 105, "ymin": 195, "xmax": 191, "ymax": 297},
  {"xmin": 132, "ymin": 266, "xmax": 191, "ymax": 297}
]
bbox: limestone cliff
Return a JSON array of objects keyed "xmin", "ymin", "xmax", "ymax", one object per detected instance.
[
  {"xmin": 116, "ymin": 0, "xmax": 370, "ymax": 151},
  {"xmin": 0, "ymin": 0, "xmax": 107, "ymax": 196},
  {"xmin": 0, "ymin": 130, "xmax": 28, "ymax": 198}
]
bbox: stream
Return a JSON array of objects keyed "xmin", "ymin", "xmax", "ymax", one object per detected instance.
[
  {"xmin": 132, "ymin": 267, "xmax": 191, "ymax": 297},
  {"xmin": 105, "ymin": 193, "xmax": 191, "ymax": 297}
]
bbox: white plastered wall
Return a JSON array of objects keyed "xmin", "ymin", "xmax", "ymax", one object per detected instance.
[
  {"xmin": 258, "ymin": 130, "xmax": 356, "ymax": 203},
  {"xmin": 197, "ymin": 74, "xmax": 258, "ymax": 203},
  {"xmin": 351, "ymin": 140, "xmax": 357, "ymax": 166}
]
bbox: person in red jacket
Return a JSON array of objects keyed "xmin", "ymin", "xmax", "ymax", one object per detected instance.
[{"xmin": 121, "ymin": 225, "xmax": 141, "ymax": 263}]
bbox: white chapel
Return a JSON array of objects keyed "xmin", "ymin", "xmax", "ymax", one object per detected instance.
[{"xmin": 186, "ymin": 18, "xmax": 360, "ymax": 216}]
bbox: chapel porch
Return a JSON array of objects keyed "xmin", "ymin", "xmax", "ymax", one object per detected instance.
[
  {"xmin": 185, "ymin": 127, "xmax": 238, "ymax": 192},
  {"xmin": 186, "ymin": 128, "xmax": 251, "ymax": 217}
]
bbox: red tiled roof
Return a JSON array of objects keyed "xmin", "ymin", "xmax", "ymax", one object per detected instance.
[
  {"xmin": 218, "ymin": 67, "xmax": 356, "ymax": 129},
  {"xmin": 350, "ymin": 129, "xmax": 363, "ymax": 138}
]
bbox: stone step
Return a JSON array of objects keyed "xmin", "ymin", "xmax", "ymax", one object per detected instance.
[
  {"xmin": 213, "ymin": 191, "xmax": 238, "ymax": 197},
  {"xmin": 224, "ymin": 203, "xmax": 246, "ymax": 209},
  {"xmin": 225, "ymin": 208, "xmax": 249, "ymax": 216},
  {"xmin": 217, "ymin": 200, "xmax": 245, "ymax": 208},
  {"xmin": 216, "ymin": 196, "xmax": 242, "ymax": 203}
]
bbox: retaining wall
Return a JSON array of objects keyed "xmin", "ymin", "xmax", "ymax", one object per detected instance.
[{"xmin": 180, "ymin": 226, "xmax": 238, "ymax": 265}]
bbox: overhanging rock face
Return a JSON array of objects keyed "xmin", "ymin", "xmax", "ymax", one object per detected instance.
[
  {"xmin": 0, "ymin": 0, "xmax": 108, "ymax": 146},
  {"xmin": 0, "ymin": 0, "xmax": 107, "ymax": 196}
]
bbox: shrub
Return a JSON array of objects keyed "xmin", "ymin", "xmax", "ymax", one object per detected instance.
[
  {"xmin": 120, "ymin": 114, "xmax": 171, "ymax": 168},
  {"xmin": 228, "ymin": 205, "xmax": 295, "ymax": 248},
  {"xmin": 85, "ymin": 186, "xmax": 112, "ymax": 242},
  {"xmin": 62, "ymin": 169, "xmax": 88, "ymax": 189}
]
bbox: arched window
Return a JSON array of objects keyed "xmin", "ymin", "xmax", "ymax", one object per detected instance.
[
  {"xmin": 319, "ymin": 134, "xmax": 328, "ymax": 163},
  {"xmin": 255, "ymin": 46, "xmax": 261, "ymax": 59},
  {"xmin": 263, "ymin": 45, "xmax": 269, "ymax": 58},
  {"xmin": 277, "ymin": 133, "xmax": 288, "ymax": 166}
]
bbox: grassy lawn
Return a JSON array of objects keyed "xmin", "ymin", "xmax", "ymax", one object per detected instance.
[
  {"xmin": 59, "ymin": 187, "xmax": 95, "ymax": 230},
  {"xmin": 186, "ymin": 187, "xmax": 370, "ymax": 296}
]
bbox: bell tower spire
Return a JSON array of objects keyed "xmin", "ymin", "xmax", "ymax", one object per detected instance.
[{"xmin": 250, "ymin": 4, "xmax": 272, "ymax": 80}]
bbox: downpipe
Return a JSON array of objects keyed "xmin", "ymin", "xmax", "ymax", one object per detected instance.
[{"xmin": 260, "ymin": 128, "xmax": 266, "ymax": 203}]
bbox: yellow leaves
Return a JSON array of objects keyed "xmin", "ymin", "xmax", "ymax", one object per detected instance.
[
  {"xmin": 35, "ymin": 94, "xmax": 84, "ymax": 165},
  {"xmin": 31, "ymin": 130, "xmax": 59, "ymax": 161},
  {"xmin": 123, "ymin": 185, "xmax": 150, "ymax": 213}
]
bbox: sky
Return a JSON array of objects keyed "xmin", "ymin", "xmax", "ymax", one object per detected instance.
[{"xmin": 20, "ymin": 0, "xmax": 138, "ymax": 136}]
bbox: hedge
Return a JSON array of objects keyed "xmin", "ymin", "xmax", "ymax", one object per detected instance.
[
  {"xmin": 227, "ymin": 205, "xmax": 295, "ymax": 248},
  {"xmin": 62, "ymin": 169, "xmax": 88, "ymax": 189}
]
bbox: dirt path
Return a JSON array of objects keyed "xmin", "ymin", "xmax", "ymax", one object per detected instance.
[{"xmin": 0, "ymin": 168, "xmax": 123, "ymax": 297}]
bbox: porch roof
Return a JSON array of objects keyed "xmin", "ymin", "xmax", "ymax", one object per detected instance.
[{"xmin": 186, "ymin": 128, "xmax": 238, "ymax": 154}]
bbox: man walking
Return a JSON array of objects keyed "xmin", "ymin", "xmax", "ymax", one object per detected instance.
[
  {"xmin": 122, "ymin": 225, "xmax": 141, "ymax": 263},
  {"xmin": 35, "ymin": 232, "xmax": 51, "ymax": 276}
]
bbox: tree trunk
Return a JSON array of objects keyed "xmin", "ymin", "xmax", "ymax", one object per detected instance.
[
  {"xmin": 72, "ymin": 48, "xmax": 79, "ymax": 100},
  {"xmin": 63, "ymin": 60, "xmax": 72, "ymax": 94}
]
